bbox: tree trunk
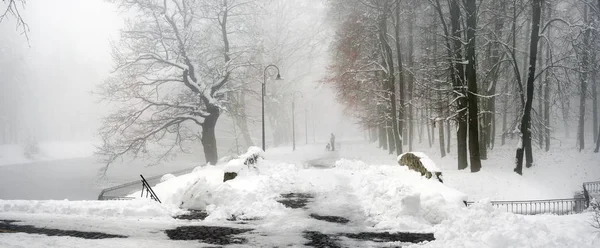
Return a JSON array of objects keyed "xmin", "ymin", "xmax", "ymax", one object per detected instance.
[
  {"xmin": 595, "ymin": 129, "xmax": 600, "ymax": 153},
  {"xmin": 446, "ymin": 119, "xmax": 451, "ymax": 153},
  {"xmin": 202, "ymin": 105, "xmax": 220, "ymax": 165},
  {"xmin": 537, "ymin": 9, "xmax": 545, "ymax": 148},
  {"xmin": 515, "ymin": 0, "xmax": 541, "ymax": 174},
  {"xmin": 378, "ymin": 103, "xmax": 387, "ymax": 149},
  {"xmin": 418, "ymin": 108, "xmax": 423, "ymax": 144},
  {"xmin": 426, "ymin": 107, "xmax": 432, "ymax": 148},
  {"xmin": 593, "ymin": 68, "xmax": 597, "ymax": 145},
  {"xmin": 439, "ymin": 119, "xmax": 446, "ymax": 157},
  {"xmin": 407, "ymin": 5, "xmax": 415, "ymax": 152},
  {"xmin": 379, "ymin": 121, "xmax": 387, "ymax": 150},
  {"xmin": 502, "ymin": 83, "xmax": 508, "ymax": 146},
  {"xmin": 578, "ymin": 5, "xmax": 590, "ymax": 152},
  {"xmin": 394, "ymin": 1, "xmax": 405, "ymax": 153},
  {"xmin": 379, "ymin": 1, "xmax": 401, "ymax": 156},
  {"xmin": 465, "ymin": 0, "xmax": 482, "ymax": 172},
  {"xmin": 544, "ymin": 1, "xmax": 552, "ymax": 152},
  {"xmin": 387, "ymin": 120, "xmax": 395, "ymax": 154},
  {"xmin": 450, "ymin": 0, "xmax": 468, "ymax": 170}
]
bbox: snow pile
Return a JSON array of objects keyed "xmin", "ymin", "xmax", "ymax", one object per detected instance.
[
  {"xmin": 223, "ymin": 146, "xmax": 264, "ymax": 175},
  {"xmin": 140, "ymin": 152, "xmax": 468, "ymax": 231},
  {"xmin": 160, "ymin": 173, "xmax": 175, "ymax": 182},
  {"xmin": 409, "ymin": 201, "xmax": 598, "ymax": 248},
  {"xmin": 334, "ymin": 159, "xmax": 466, "ymax": 231},
  {"xmin": 129, "ymin": 147, "xmax": 292, "ymax": 220},
  {"xmin": 0, "ymin": 198, "xmax": 182, "ymax": 218}
]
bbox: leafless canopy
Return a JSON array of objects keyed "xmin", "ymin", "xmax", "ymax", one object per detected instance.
[{"xmin": 1, "ymin": 0, "xmax": 29, "ymax": 40}]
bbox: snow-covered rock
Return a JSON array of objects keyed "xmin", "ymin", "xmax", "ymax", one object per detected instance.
[{"xmin": 160, "ymin": 174, "xmax": 175, "ymax": 183}]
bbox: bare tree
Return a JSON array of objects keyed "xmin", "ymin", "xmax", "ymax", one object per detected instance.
[
  {"xmin": 465, "ymin": 0, "xmax": 482, "ymax": 172},
  {"xmin": 515, "ymin": 0, "xmax": 542, "ymax": 175},
  {"xmin": 98, "ymin": 0, "xmax": 254, "ymax": 172}
]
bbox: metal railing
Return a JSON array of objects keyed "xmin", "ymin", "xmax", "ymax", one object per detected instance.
[
  {"xmin": 140, "ymin": 174, "xmax": 161, "ymax": 203},
  {"xmin": 466, "ymin": 180, "xmax": 600, "ymax": 215},
  {"xmin": 467, "ymin": 181, "xmax": 600, "ymax": 215},
  {"xmin": 583, "ymin": 181, "xmax": 600, "ymax": 196},
  {"xmin": 467, "ymin": 198, "xmax": 587, "ymax": 215},
  {"xmin": 98, "ymin": 165, "xmax": 198, "ymax": 200}
]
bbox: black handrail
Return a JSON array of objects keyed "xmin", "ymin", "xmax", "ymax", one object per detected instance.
[{"xmin": 140, "ymin": 174, "xmax": 161, "ymax": 203}]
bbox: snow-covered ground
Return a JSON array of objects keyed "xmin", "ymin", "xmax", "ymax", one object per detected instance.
[{"xmin": 0, "ymin": 139, "xmax": 599, "ymax": 247}]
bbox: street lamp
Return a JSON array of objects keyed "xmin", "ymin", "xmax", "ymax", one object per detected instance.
[
  {"xmin": 305, "ymin": 108, "xmax": 308, "ymax": 145},
  {"xmin": 262, "ymin": 65, "xmax": 282, "ymax": 152},
  {"xmin": 292, "ymin": 91, "xmax": 303, "ymax": 151}
]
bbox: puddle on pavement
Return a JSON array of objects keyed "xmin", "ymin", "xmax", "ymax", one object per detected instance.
[
  {"xmin": 303, "ymin": 230, "xmax": 435, "ymax": 247},
  {"xmin": 277, "ymin": 193, "xmax": 314, "ymax": 209},
  {"xmin": 165, "ymin": 225, "xmax": 252, "ymax": 245},
  {"xmin": 309, "ymin": 213, "xmax": 350, "ymax": 224}
]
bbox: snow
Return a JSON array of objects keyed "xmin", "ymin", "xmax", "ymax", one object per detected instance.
[
  {"xmin": 410, "ymin": 201, "xmax": 600, "ymax": 248},
  {"xmin": 0, "ymin": 140, "xmax": 599, "ymax": 247},
  {"xmin": 0, "ymin": 198, "xmax": 183, "ymax": 219},
  {"xmin": 160, "ymin": 174, "xmax": 176, "ymax": 182},
  {"xmin": 0, "ymin": 233, "xmax": 200, "ymax": 248}
]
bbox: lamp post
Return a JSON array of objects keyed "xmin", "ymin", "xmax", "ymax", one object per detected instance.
[
  {"xmin": 262, "ymin": 65, "xmax": 282, "ymax": 152},
  {"xmin": 305, "ymin": 108, "xmax": 308, "ymax": 144},
  {"xmin": 292, "ymin": 91, "xmax": 303, "ymax": 151},
  {"xmin": 312, "ymin": 103, "xmax": 315, "ymax": 143}
]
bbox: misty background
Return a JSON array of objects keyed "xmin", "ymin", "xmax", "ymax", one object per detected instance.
[{"xmin": 0, "ymin": 0, "xmax": 360, "ymax": 155}]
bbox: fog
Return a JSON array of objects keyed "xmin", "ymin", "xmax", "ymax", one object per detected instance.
[
  {"xmin": 0, "ymin": 0, "xmax": 360, "ymax": 153},
  {"xmin": 0, "ymin": 0, "xmax": 120, "ymax": 141}
]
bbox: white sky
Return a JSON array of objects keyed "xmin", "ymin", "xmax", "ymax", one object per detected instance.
[{"xmin": 18, "ymin": 0, "xmax": 122, "ymax": 141}]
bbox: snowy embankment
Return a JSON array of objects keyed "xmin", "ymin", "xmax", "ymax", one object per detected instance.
[
  {"xmin": 0, "ymin": 198, "xmax": 182, "ymax": 219},
  {"xmin": 0, "ymin": 141, "xmax": 96, "ymax": 166}
]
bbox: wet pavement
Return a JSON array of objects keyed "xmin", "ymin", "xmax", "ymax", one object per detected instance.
[
  {"xmin": 165, "ymin": 225, "xmax": 252, "ymax": 245},
  {"xmin": 0, "ymin": 219, "xmax": 127, "ymax": 239}
]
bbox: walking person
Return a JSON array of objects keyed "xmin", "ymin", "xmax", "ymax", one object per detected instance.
[{"xmin": 330, "ymin": 133, "xmax": 335, "ymax": 151}]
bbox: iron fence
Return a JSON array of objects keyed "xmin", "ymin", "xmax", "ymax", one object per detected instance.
[
  {"xmin": 584, "ymin": 181, "xmax": 600, "ymax": 195},
  {"xmin": 465, "ymin": 180, "xmax": 599, "ymax": 215},
  {"xmin": 467, "ymin": 198, "xmax": 588, "ymax": 215}
]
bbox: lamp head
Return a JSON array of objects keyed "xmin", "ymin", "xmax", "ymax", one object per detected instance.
[{"xmin": 275, "ymin": 73, "xmax": 282, "ymax": 80}]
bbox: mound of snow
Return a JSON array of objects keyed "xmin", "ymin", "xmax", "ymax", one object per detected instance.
[
  {"xmin": 160, "ymin": 174, "xmax": 176, "ymax": 183},
  {"xmin": 142, "ymin": 154, "xmax": 468, "ymax": 230},
  {"xmin": 412, "ymin": 201, "xmax": 598, "ymax": 248},
  {"xmin": 223, "ymin": 146, "xmax": 263, "ymax": 176},
  {"xmin": 335, "ymin": 159, "xmax": 467, "ymax": 231}
]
